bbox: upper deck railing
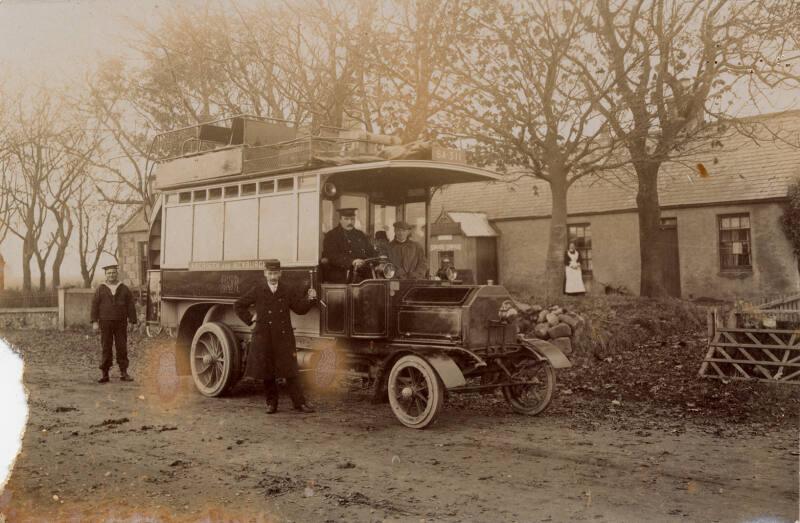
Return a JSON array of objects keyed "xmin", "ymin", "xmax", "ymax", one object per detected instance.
[{"xmin": 150, "ymin": 115, "xmax": 467, "ymax": 177}]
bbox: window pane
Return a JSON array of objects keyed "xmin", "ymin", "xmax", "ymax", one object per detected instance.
[
  {"xmin": 372, "ymin": 204, "xmax": 398, "ymax": 241},
  {"xmin": 298, "ymin": 192, "xmax": 319, "ymax": 262},
  {"xmin": 404, "ymin": 201, "xmax": 427, "ymax": 244},
  {"xmin": 224, "ymin": 199, "xmax": 258, "ymax": 260},
  {"xmin": 179, "ymin": 192, "xmax": 191, "ymax": 203},
  {"xmin": 241, "ymin": 183, "xmax": 257, "ymax": 196},
  {"xmin": 740, "ymin": 215, "xmax": 750, "ymax": 228},
  {"xmin": 276, "ymin": 178, "xmax": 294, "ymax": 192},
  {"xmin": 259, "ymin": 194, "xmax": 297, "ymax": 261},
  {"xmin": 720, "ymin": 217, "xmax": 730, "ymax": 229},
  {"xmin": 164, "ymin": 206, "xmax": 193, "ymax": 267},
  {"xmin": 193, "ymin": 190, "xmax": 206, "ymax": 202},
  {"xmin": 192, "ymin": 203, "xmax": 224, "ymax": 261},
  {"xmin": 259, "ymin": 180, "xmax": 274, "ymax": 194},
  {"xmin": 225, "ymin": 186, "xmax": 239, "ymax": 198},
  {"xmin": 208, "ymin": 188, "xmax": 222, "ymax": 200}
]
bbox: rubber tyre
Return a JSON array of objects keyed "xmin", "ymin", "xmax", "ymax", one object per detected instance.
[
  {"xmin": 387, "ymin": 355, "xmax": 445, "ymax": 429},
  {"xmin": 190, "ymin": 322, "xmax": 241, "ymax": 397},
  {"xmin": 501, "ymin": 361, "xmax": 556, "ymax": 416}
]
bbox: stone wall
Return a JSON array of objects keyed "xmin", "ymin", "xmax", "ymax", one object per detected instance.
[
  {"xmin": 58, "ymin": 287, "xmax": 95, "ymax": 330},
  {"xmin": 118, "ymin": 230, "xmax": 149, "ymax": 289},
  {"xmin": 0, "ymin": 308, "xmax": 58, "ymax": 330}
]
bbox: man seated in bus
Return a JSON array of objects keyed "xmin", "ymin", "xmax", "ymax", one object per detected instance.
[
  {"xmin": 388, "ymin": 221, "xmax": 427, "ymax": 279},
  {"xmin": 321, "ymin": 208, "xmax": 376, "ymax": 283}
]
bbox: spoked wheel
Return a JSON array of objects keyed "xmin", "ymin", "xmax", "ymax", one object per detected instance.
[
  {"xmin": 190, "ymin": 322, "xmax": 241, "ymax": 397},
  {"xmin": 501, "ymin": 358, "xmax": 556, "ymax": 415},
  {"xmin": 387, "ymin": 355, "xmax": 444, "ymax": 429}
]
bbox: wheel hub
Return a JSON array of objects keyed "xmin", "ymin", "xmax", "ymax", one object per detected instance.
[
  {"xmin": 401, "ymin": 386, "xmax": 413, "ymax": 399},
  {"xmin": 202, "ymin": 354, "xmax": 214, "ymax": 365}
]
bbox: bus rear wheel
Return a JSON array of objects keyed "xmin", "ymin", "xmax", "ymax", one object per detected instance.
[{"xmin": 190, "ymin": 322, "xmax": 241, "ymax": 397}]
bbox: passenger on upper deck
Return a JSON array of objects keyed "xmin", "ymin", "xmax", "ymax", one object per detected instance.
[
  {"xmin": 388, "ymin": 221, "xmax": 427, "ymax": 280},
  {"xmin": 321, "ymin": 208, "xmax": 377, "ymax": 283}
]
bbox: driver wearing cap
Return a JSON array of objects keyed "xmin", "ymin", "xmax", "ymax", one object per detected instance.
[{"xmin": 321, "ymin": 207, "xmax": 376, "ymax": 283}]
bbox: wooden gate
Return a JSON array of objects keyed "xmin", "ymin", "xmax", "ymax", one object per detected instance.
[{"xmin": 700, "ymin": 303, "xmax": 800, "ymax": 384}]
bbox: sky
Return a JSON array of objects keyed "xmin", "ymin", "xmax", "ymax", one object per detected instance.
[
  {"xmin": 0, "ymin": 0, "xmax": 169, "ymax": 286},
  {"xmin": 0, "ymin": 0, "xmax": 798, "ymax": 287}
]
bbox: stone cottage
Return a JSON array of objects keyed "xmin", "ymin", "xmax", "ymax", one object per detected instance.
[{"xmin": 432, "ymin": 110, "xmax": 800, "ymax": 301}]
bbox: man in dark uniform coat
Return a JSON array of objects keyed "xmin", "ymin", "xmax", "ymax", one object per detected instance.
[
  {"xmin": 321, "ymin": 207, "xmax": 376, "ymax": 283},
  {"xmin": 91, "ymin": 264, "xmax": 138, "ymax": 383},
  {"xmin": 234, "ymin": 259, "xmax": 318, "ymax": 414}
]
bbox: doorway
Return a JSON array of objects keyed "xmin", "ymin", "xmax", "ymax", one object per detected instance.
[{"xmin": 659, "ymin": 218, "xmax": 681, "ymax": 298}]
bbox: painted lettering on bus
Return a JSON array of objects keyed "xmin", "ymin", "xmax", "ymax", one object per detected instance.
[{"xmin": 220, "ymin": 274, "xmax": 240, "ymax": 294}]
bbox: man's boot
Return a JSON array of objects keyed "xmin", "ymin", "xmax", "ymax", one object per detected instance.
[
  {"xmin": 98, "ymin": 371, "xmax": 110, "ymax": 384},
  {"xmin": 120, "ymin": 371, "xmax": 133, "ymax": 382},
  {"xmin": 266, "ymin": 398, "xmax": 278, "ymax": 414}
]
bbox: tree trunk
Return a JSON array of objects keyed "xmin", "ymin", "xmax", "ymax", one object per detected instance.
[
  {"xmin": 544, "ymin": 173, "xmax": 569, "ymax": 300},
  {"xmin": 22, "ymin": 241, "xmax": 33, "ymax": 292},
  {"xmin": 635, "ymin": 162, "xmax": 667, "ymax": 297},
  {"xmin": 36, "ymin": 257, "xmax": 47, "ymax": 291},
  {"xmin": 81, "ymin": 266, "xmax": 92, "ymax": 288},
  {"xmin": 51, "ymin": 248, "xmax": 65, "ymax": 289}
]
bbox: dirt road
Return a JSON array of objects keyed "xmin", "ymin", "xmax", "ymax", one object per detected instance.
[{"xmin": 1, "ymin": 330, "xmax": 797, "ymax": 522}]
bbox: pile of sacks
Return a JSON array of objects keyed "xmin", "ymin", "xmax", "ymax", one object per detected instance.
[{"xmin": 516, "ymin": 304, "xmax": 586, "ymax": 356}]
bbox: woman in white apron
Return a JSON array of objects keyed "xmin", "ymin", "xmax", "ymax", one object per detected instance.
[{"xmin": 564, "ymin": 242, "xmax": 586, "ymax": 295}]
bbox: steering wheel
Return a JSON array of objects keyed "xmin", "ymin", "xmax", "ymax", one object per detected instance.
[{"xmin": 348, "ymin": 256, "xmax": 395, "ymax": 282}]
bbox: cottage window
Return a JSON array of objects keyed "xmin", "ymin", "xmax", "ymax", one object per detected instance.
[
  {"xmin": 718, "ymin": 214, "xmax": 751, "ymax": 270},
  {"xmin": 567, "ymin": 223, "xmax": 592, "ymax": 272}
]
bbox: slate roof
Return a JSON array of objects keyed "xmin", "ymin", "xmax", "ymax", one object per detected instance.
[
  {"xmin": 118, "ymin": 207, "xmax": 149, "ymax": 233},
  {"xmin": 432, "ymin": 110, "xmax": 800, "ymax": 220},
  {"xmin": 446, "ymin": 212, "xmax": 498, "ymax": 237}
]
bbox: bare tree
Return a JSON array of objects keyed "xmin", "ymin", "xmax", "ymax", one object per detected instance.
[
  {"xmin": 584, "ymin": 0, "xmax": 799, "ymax": 296},
  {"xmin": 74, "ymin": 179, "xmax": 122, "ymax": 288},
  {"xmin": 3, "ymin": 92, "xmax": 70, "ymax": 291},
  {"xmin": 366, "ymin": 0, "xmax": 475, "ymax": 141},
  {"xmin": 450, "ymin": 0, "xmax": 620, "ymax": 297},
  {"xmin": 46, "ymin": 141, "xmax": 99, "ymax": 289}
]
